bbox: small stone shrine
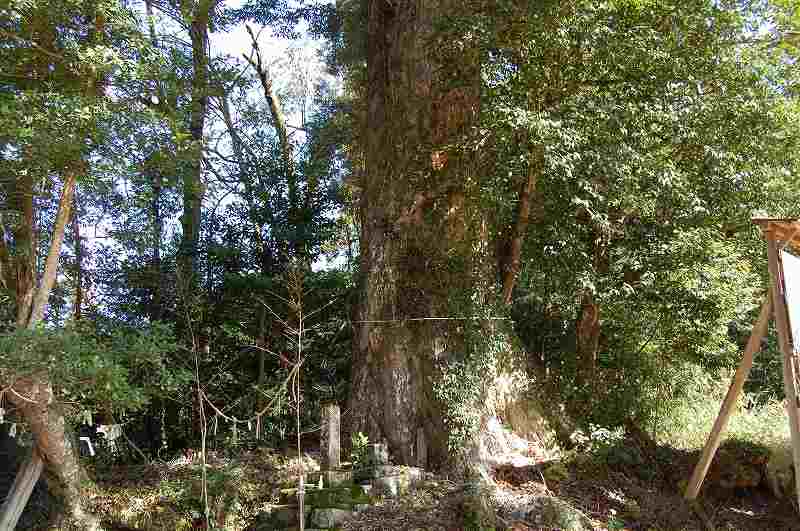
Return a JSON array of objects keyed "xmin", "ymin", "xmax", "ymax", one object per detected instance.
[{"xmin": 246, "ymin": 404, "xmax": 425, "ymax": 530}]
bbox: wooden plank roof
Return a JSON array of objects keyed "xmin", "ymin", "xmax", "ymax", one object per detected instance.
[{"xmin": 753, "ymin": 218, "xmax": 800, "ymax": 252}]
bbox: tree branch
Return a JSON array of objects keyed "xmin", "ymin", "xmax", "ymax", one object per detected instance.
[{"xmin": 0, "ymin": 29, "xmax": 64, "ymax": 62}]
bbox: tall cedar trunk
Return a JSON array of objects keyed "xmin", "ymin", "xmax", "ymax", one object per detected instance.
[
  {"xmin": 348, "ymin": 0, "xmax": 489, "ymax": 468},
  {"xmin": 174, "ymin": 2, "xmax": 209, "ymax": 445},
  {"xmin": 178, "ymin": 0, "xmax": 209, "ymax": 294},
  {"xmin": 145, "ymin": 0, "xmax": 164, "ymax": 324}
]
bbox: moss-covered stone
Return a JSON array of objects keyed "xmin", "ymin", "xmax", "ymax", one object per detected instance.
[
  {"xmin": 245, "ymin": 504, "xmax": 310, "ymax": 530},
  {"xmin": 304, "ymin": 485, "xmax": 372, "ymax": 508},
  {"xmin": 538, "ymin": 497, "xmax": 593, "ymax": 531}
]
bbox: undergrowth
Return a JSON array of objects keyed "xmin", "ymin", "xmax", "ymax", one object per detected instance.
[{"xmin": 652, "ymin": 371, "xmax": 788, "ymax": 451}]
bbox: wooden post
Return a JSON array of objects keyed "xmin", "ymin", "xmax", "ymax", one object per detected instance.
[
  {"xmin": 0, "ymin": 451, "xmax": 44, "ymax": 531},
  {"xmin": 767, "ymin": 235, "xmax": 800, "ymax": 511},
  {"xmin": 684, "ymin": 295, "xmax": 771, "ymax": 500},
  {"xmin": 320, "ymin": 403, "xmax": 340, "ymax": 470}
]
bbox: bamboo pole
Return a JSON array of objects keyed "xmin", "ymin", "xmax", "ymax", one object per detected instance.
[
  {"xmin": 684, "ymin": 295, "xmax": 772, "ymax": 500},
  {"xmin": 766, "ymin": 235, "xmax": 800, "ymax": 511}
]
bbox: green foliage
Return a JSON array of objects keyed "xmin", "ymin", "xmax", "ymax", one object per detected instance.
[
  {"xmin": 475, "ymin": 0, "xmax": 800, "ymax": 428},
  {"xmin": 0, "ymin": 322, "xmax": 185, "ymax": 416},
  {"xmin": 655, "ymin": 378, "xmax": 790, "ymax": 451},
  {"xmin": 349, "ymin": 431, "xmax": 369, "ymax": 467}
]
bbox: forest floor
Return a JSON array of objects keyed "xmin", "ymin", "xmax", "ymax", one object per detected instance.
[{"xmin": 80, "ymin": 430, "xmax": 800, "ymax": 531}]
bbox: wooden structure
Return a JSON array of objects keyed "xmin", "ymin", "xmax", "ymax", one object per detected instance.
[{"xmin": 685, "ymin": 218, "xmax": 800, "ymax": 510}]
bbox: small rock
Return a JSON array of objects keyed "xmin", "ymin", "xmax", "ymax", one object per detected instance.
[{"xmin": 310, "ymin": 507, "xmax": 354, "ymax": 528}]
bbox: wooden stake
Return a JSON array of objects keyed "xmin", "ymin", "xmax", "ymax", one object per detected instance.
[
  {"xmin": 684, "ymin": 295, "xmax": 771, "ymax": 500},
  {"xmin": 0, "ymin": 451, "xmax": 44, "ymax": 531},
  {"xmin": 767, "ymin": 236, "xmax": 800, "ymax": 512}
]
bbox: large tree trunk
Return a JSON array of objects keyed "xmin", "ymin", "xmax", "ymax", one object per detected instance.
[
  {"xmin": 502, "ymin": 147, "xmax": 542, "ymax": 305},
  {"xmin": 28, "ymin": 171, "xmax": 77, "ymax": 325},
  {"xmin": 150, "ymin": 169, "xmax": 163, "ymax": 322},
  {"xmin": 348, "ymin": 0, "xmax": 549, "ymax": 470}
]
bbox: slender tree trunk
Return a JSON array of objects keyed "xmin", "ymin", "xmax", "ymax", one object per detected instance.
[
  {"xmin": 245, "ymin": 28, "xmax": 306, "ymax": 262},
  {"xmin": 13, "ymin": 171, "xmax": 35, "ymax": 327},
  {"xmin": 0, "ymin": 216, "xmax": 10, "ymax": 294},
  {"xmin": 28, "ymin": 171, "xmax": 77, "ymax": 326},
  {"xmin": 218, "ymin": 92, "xmax": 272, "ymax": 397},
  {"xmin": 72, "ymin": 190, "xmax": 83, "ymax": 321},
  {"xmin": 501, "ymin": 147, "xmax": 542, "ymax": 305},
  {"xmin": 574, "ymin": 223, "xmax": 609, "ymax": 407},
  {"xmin": 178, "ymin": 0, "xmax": 209, "ymax": 294},
  {"xmin": 151, "ymin": 171, "xmax": 163, "ymax": 322},
  {"xmin": 144, "ymin": 0, "xmax": 165, "ymax": 324},
  {"xmin": 576, "ymin": 291, "xmax": 601, "ymax": 395}
]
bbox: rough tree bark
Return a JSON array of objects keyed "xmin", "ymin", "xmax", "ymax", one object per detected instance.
[{"xmin": 348, "ymin": 0, "xmax": 551, "ymax": 470}]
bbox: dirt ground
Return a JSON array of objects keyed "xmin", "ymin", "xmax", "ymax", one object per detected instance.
[{"xmin": 6, "ymin": 431, "xmax": 800, "ymax": 530}]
